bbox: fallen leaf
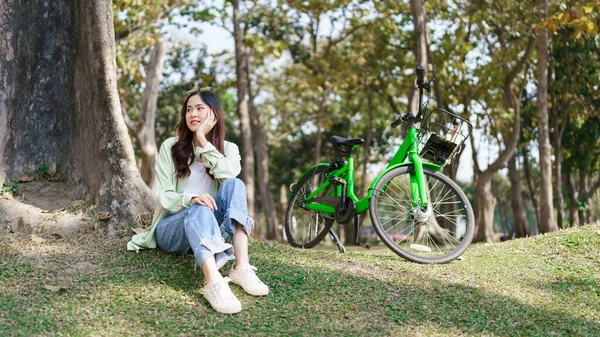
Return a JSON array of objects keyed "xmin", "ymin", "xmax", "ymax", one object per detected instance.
[
  {"xmin": 48, "ymin": 162, "xmax": 57, "ymax": 177},
  {"xmin": 31, "ymin": 234, "xmax": 47, "ymax": 244},
  {"xmin": 16, "ymin": 174, "xmax": 34, "ymax": 182},
  {"xmin": 43, "ymin": 285, "xmax": 63, "ymax": 293},
  {"xmin": 11, "ymin": 217, "xmax": 25, "ymax": 233},
  {"xmin": 43, "ymin": 279, "xmax": 71, "ymax": 293},
  {"xmin": 50, "ymin": 233, "xmax": 63, "ymax": 239},
  {"xmin": 97, "ymin": 211, "xmax": 112, "ymax": 221},
  {"xmin": 68, "ymin": 200, "xmax": 87, "ymax": 209}
]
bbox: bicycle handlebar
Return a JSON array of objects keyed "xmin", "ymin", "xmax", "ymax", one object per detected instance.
[
  {"xmin": 390, "ymin": 66, "xmax": 429, "ymax": 129},
  {"xmin": 391, "ymin": 116, "xmax": 404, "ymax": 128},
  {"xmin": 416, "ymin": 65, "xmax": 425, "ymax": 87}
]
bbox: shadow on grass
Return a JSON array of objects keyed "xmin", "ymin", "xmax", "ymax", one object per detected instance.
[{"xmin": 1, "ymin": 238, "xmax": 599, "ymax": 337}]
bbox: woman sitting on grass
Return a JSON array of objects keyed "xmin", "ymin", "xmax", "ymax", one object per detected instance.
[{"xmin": 127, "ymin": 87, "xmax": 268, "ymax": 314}]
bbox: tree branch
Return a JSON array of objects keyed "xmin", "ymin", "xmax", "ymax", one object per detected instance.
[
  {"xmin": 506, "ymin": 35, "xmax": 537, "ymax": 83},
  {"xmin": 120, "ymin": 97, "xmax": 139, "ymax": 136},
  {"xmin": 327, "ymin": 15, "xmax": 391, "ymax": 50},
  {"xmin": 588, "ymin": 177, "xmax": 600, "ymax": 198}
]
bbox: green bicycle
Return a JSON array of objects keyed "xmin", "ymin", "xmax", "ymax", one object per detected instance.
[{"xmin": 284, "ymin": 66, "xmax": 475, "ymax": 264}]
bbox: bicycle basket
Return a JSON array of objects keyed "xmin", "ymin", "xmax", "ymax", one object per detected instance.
[{"xmin": 417, "ymin": 108, "xmax": 473, "ymax": 166}]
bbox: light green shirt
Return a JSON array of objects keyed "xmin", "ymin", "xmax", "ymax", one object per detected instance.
[{"xmin": 127, "ymin": 136, "xmax": 242, "ymax": 252}]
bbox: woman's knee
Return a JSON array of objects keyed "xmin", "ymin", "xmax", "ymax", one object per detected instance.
[
  {"xmin": 186, "ymin": 204, "xmax": 216, "ymax": 223},
  {"xmin": 221, "ymin": 178, "xmax": 246, "ymax": 191}
]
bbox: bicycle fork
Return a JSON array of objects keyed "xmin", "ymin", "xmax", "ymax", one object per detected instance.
[{"xmin": 409, "ymin": 151, "xmax": 432, "ymax": 222}]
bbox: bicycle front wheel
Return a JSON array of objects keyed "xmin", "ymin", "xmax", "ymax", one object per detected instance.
[
  {"xmin": 369, "ymin": 166, "xmax": 474, "ymax": 264},
  {"xmin": 285, "ymin": 166, "xmax": 335, "ymax": 248}
]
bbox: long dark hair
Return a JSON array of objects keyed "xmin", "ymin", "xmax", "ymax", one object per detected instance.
[{"xmin": 171, "ymin": 90, "xmax": 225, "ymax": 178}]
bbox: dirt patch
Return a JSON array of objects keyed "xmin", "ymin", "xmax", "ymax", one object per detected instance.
[{"xmin": 0, "ymin": 180, "xmax": 98, "ymax": 238}]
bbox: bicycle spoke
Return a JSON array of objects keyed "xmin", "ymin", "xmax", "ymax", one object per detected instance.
[
  {"xmin": 371, "ymin": 166, "xmax": 474, "ymax": 263},
  {"xmin": 285, "ymin": 166, "xmax": 335, "ymax": 248}
]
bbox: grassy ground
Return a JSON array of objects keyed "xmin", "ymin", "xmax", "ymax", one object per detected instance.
[{"xmin": 1, "ymin": 223, "xmax": 599, "ymax": 337}]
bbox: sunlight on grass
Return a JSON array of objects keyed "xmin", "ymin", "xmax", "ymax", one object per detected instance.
[{"xmin": 1, "ymin": 223, "xmax": 599, "ymax": 336}]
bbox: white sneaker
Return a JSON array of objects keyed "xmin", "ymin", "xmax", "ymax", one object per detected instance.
[
  {"xmin": 229, "ymin": 264, "xmax": 269, "ymax": 296},
  {"xmin": 202, "ymin": 277, "xmax": 242, "ymax": 314}
]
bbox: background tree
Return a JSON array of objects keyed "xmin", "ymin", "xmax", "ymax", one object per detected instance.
[
  {"xmin": 536, "ymin": 0, "xmax": 557, "ymax": 233},
  {"xmin": 120, "ymin": 40, "xmax": 167, "ymax": 190},
  {"xmin": 468, "ymin": 0, "xmax": 537, "ymax": 242},
  {"xmin": 113, "ymin": 0, "xmax": 189, "ymax": 190},
  {"xmin": 227, "ymin": 0, "xmax": 257, "ymax": 219},
  {"xmin": 549, "ymin": 0, "xmax": 600, "ymax": 227}
]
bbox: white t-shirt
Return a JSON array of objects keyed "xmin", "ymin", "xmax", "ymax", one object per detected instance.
[{"xmin": 182, "ymin": 161, "xmax": 217, "ymax": 198}]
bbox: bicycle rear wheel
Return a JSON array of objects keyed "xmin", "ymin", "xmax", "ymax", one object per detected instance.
[
  {"xmin": 369, "ymin": 166, "xmax": 474, "ymax": 263},
  {"xmin": 285, "ymin": 166, "xmax": 335, "ymax": 248}
]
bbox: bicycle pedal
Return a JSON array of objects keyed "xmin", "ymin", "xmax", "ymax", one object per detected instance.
[
  {"xmin": 359, "ymin": 243, "xmax": 371, "ymax": 250},
  {"xmin": 330, "ymin": 176, "xmax": 346, "ymax": 185}
]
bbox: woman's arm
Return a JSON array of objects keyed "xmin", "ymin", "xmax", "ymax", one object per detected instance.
[
  {"xmin": 195, "ymin": 141, "xmax": 242, "ymax": 180},
  {"xmin": 155, "ymin": 140, "xmax": 193, "ymax": 212}
]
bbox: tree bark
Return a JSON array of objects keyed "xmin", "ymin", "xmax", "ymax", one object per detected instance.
[
  {"xmin": 408, "ymin": 0, "xmax": 428, "ymax": 114},
  {"xmin": 578, "ymin": 171, "xmax": 588, "ymax": 225},
  {"xmin": 522, "ymin": 149, "xmax": 541, "ymax": 229},
  {"xmin": 565, "ymin": 169, "xmax": 579, "ymax": 227},
  {"xmin": 245, "ymin": 50, "xmax": 280, "ymax": 240},
  {"xmin": 122, "ymin": 40, "xmax": 166, "ymax": 191},
  {"xmin": 360, "ymin": 87, "xmax": 374, "ymax": 199},
  {"xmin": 548, "ymin": 54, "xmax": 565, "ymax": 229},
  {"xmin": 229, "ymin": 0, "xmax": 256, "ymax": 219},
  {"xmin": 474, "ymin": 171, "xmax": 496, "ymax": 242},
  {"xmin": 314, "ymin": 92, "xmax": 327, "ymax": 165},
  {"xmin": 0, "ymin": 0, "xmax": 154, "ymax": 233},
  {"xmin": 537, "ymin": 0, "xmax": 557, "ymax": 233},
  {"xmin": 508, "ymin": 153, "xmax": 530, "ymax": 238},
  {"xmin": 577, "ymin": 170, "xmax": 600, "ymax": 225}
]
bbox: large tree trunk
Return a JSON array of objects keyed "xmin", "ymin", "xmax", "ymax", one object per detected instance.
[
  {"xmin": 245, "ymin": 50, "xmax": 280, "ymax": 240},
  {"xmin": 552, "ymin": 143, "xmax": 564, "ymax": 229},
  {"xmin": 409, "ymin": 0, "xmax": 459, "ymax": 236},
  {"xmin": 359, "ymin": 88, "xmax": 374, "ymax": 199},
  {"xmin": 577, "ymin": 170, "xmax": 600, "ymax": 225},
  {"xmin": 474, "ymin": 172, "xmax": 496, "ymax": 242},
  {"xmin": 565, "ymin": 170, "xmax": 579, "ymax": 227},
  {"xmin": 549, "ymin": 55, "xmax": 565, "ymax": 229},
  {"xmin": 229, "ymin": 0, "xmax": 256, "ymax": 219},
  {"xmin": 578, "ymin": 171, "xmax": 588, "ymax": 225},
  {"xmin": 314, "ymin": 91, "xmax": 327, "ymax": 165},
  {"xmin": 408, "ymin": 0, "xmax": 428, "ymax": 114},
  {"xmin": 426, "ymin": 26, "xmax": 461, "ymax": 182},
  {"xmin": 536, "ymin": 0, "xmax": 557, "ymax": 234},
  {"xmin": 0, "ymin": 0, "xmax": 153, "ymax": 233},
  {"xmin": 522, "ymin": 149, "xmax": 541, "ymax": 229},
  {"xmin": 508, "ymin": 154, "xmax": 530, "ymax": 238},
  {"xmin": 122, "ymin": 40, "xmax": 167, "ymax": 191}
]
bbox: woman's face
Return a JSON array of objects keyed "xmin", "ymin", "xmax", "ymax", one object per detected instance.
[{"xmin": 185, "ymin": 94, "xmax": 211, "ymax": 132}]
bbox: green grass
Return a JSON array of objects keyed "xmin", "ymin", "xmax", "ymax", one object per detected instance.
[{"xmin": 1, "ymin": 223, "xmax": 599, "ymax": 337}]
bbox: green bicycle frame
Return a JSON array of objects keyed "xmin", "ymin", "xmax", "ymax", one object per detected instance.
[{"xmin": 298, "ymin": 126, "xmax": 442, "ymax": 217}]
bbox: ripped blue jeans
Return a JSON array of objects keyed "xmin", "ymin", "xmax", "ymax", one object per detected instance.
[{"xmin": 155, "ymin": 178, "xmax": 254, "ymax": 270}]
